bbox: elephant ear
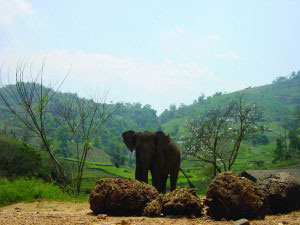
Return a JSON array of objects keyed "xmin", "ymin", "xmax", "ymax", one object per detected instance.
[
  {"xmin": 122, "ymin": 130, "xmax": 136, "ymax": 152},
  {"xmin": 154, "ymin": 131, "xmax": 170, "ymax": 155}
]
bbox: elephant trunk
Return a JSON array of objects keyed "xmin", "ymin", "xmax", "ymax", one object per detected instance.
[{"xmin": 135, "ymin": 152, "xmax": 151, "ymax": 184}]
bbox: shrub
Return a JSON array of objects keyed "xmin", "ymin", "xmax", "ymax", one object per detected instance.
[
  {"xmin": 0, "ymin": 140, "xmax": 43, "ymax": 178},
  {"xmin": 0, "ymin": 178, "xmax": 72, "ymax": 207}
]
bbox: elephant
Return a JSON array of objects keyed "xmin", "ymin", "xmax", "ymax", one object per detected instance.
[{"xmin": 122, "ymin": 130, "xmax": 181, "ymax": 193}]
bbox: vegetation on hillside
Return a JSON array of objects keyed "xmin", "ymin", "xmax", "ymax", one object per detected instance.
[
  {"xmin": 0, "ymin": 68, "xmax": 299, "ymax": 202},
  {"xmin": 183, "ymin": 95, "xmax": 263, "ymax": 176}
]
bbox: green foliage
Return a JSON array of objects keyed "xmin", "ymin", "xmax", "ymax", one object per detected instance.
[
  {"xmin": 0, "ymin": 179, "xmax": 74, "ymax": 207},
  {"xmin": 0, "ymin": 137, "xmax": 44, "ymax": 178},
  {"xmin": 160, "ymin": 72, "xmax": 300, "ymax": 137},
  {"xmin": 289, "ymin": 129, "xmax": 300, "ymax": 152},
  {"xmin": 0, "ymin": 70, "xmax": 299, "ymax": 197},
  {"xmin": 55, "ymin": 127, "xmax": 70, "ymax": 157},
  {"xmin": 288, "ymin": 110, "xmax": 300, "ymax": 153},
  {"xmin": 273, "ymin": 138, "xmax": 286, "ymax": 163},
  {"xmin": 94, "ymin": 136, "xmax": 101, "ymax": 148}
]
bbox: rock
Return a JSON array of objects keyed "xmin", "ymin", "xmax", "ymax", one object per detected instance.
[
  {"xmin": 116, "ymin": 220, "xmax": 131, "ymax": 225},
  {"xmin": 97, "ymin": 214, "xmax": 107, "ymax": 220},
  {"xmin": 234, "ymin": 218, "xmax": 250, "ymax": 225},
  {"xmin": 256, "ymin": 172, "xmax": 300, "ymax": 214},
  {"xmin": 143, "ymin": 188, "xmax": 203, "ymax": 217},
  {"xmin": 89, "ymin": 178, "xmax": 158, "ymax": 216},
  {"xmin": 205, "ymin": 172, "xmax": 267, "ymax": 220}
]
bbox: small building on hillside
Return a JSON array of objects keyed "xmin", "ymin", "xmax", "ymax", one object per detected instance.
[{"xmin": 240, "ymin": 169, "xmax": 300, "ymax": 183}]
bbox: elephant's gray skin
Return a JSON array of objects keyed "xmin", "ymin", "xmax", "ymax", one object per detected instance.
[{"xmin": 122, "ymin": 130, "xmax": 180, "ymax": 193}]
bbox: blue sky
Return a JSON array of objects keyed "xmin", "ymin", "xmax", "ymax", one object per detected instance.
[{"xmin": 0, "ymin": 0, "xmax": 299, "ymax": 114}]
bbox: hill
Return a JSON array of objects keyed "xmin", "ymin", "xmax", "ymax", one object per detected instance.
[
  {"xmin": 0, "ymin": 85, "xmax": 160, "ymax": 165},
  {"xmin": 159, "ymin": 72, "xmax": 300, "ymax": 177},
  {"xmin": 0, "ymin": 71, "xmax": 299, "ymax": 189},
  {"xmin": 159, "ymin": 71, "xmax": 300, "ymax": 140}
]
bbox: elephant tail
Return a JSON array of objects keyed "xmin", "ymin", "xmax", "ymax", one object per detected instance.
[{"xmin": 179, "ymin": 168, "xmax": 195, "ymax": 188}]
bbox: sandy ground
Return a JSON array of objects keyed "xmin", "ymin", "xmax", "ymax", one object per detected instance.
[{"xmin": 0, "ymin": 201, "xmax": 299, "ymax": 225}]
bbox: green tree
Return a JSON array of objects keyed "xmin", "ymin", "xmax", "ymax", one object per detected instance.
[
  {"xmin": 0, "ymin": 62, "xmax": 67, "ymax": 187},
  {"xmin": 197, "ymin": 93, "xmax": 205, "ymax": 104},
  {"xmin": 58, "ymin": 93, "xmax": 119, "ymax": 194},
  {"xmin": 0, "ymin": 140, "xmax": 43, "ymax": 178},
  {"xmin": 56, "ymin": 127, "xmax": 70, "ymax": 157},
  {"xmin": 273, "ymin": 138, "xmax": 285, "ymax": 163},
  {"xmin": 94, "ymin": 136, "xmax": 102, "ymax": 149},
  {"xmin": 184, "ymin": 94, "xmax": 262, "ymax": 177},
  {"xmin": 289, "ymin": 130, "xmax": 300, "ymax": 153},
  {"xmin": 111, "ymin": 147, "xmax": 125, "ymax": 168},
  {"xmin": 288, "ymin": 110, "xmax": 300, "ymax": 153}
]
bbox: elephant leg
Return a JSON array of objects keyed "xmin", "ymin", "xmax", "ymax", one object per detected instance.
[
  {"xmin": 160, "ymin": 174, "xmax": 168, "ymax": 194},
  {"xmin": 135, "ymin": 157, "xmax": 141, "ymax": 181},
  {"xmin": 150, "ymin": 168, "xmax": 160, "ymax": 192},
  {"xmin": 135, "ymin": 159, "xmax": 149, "ymax": 183},
  {"xmin": 140, "ymin": 167, "xmax": 149, "ymax": 184},
  {"xmin": 170, "ymin": 161, "xmax": 180, "ymax": 191},
  {"xmin": 170, "ymin": 171, "xmax": 179, "ymax": 191},
  {"xmin": 135, "ymin": 167, "xmax": 140, "ymax": 181}
]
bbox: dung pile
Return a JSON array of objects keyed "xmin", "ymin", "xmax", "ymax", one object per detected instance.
[
  {"xmin": 89, "ymin": 178, "xmax": 158, "ymax": 216},
  {"xmin": 256, "ymin": 172, "xmax": 300, "ymax": 214},
  {"xmin": 143, "ymin": 188, "xmax": 203, "ymax": 217},
  {"xmin": 205, "ymin": 172, "xmax": 267, "ymax": 220},
  {"xmin": 143, "ymin": 196, "xmax": 163, "ymax": 217}
]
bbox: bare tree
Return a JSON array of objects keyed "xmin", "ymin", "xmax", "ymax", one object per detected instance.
[
  {"xmin": 0, "ymin": 61, "xmax": 68, "ymax": 187},
  {"xmin": 58, "ymin": 92, "xmax": 119, "ymax": 194},
  {"xmin": 184, "ymin": 94, "xmax": 262, "ymax": 177}
]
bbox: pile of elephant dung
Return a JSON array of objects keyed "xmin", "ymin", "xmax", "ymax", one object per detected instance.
[
  {"xmin": 143, "ymin": 188, "xmax": 203, "ymax": 217},
  {"xmin": 256, "ymin": 172, "xmax": 300, "ymax": 214},
  {"xmin": 89, "ymin": 178, "xmax": 158, "ymax": 216},
  {"xmin": 205, "ymin": 172, "xmax": 267, "ymax": 220}
]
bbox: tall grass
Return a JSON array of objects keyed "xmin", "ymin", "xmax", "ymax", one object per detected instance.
[{"xmin": 0, "ymin": 178, "xmax": 81, "ymax": 207}]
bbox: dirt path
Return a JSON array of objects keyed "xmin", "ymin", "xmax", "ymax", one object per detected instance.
[{"xmin": 0, "ymin": 201, "xmax": 299, "ymax": 225}]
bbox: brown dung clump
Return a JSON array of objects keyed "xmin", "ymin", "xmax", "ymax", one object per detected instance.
[
  {"xmin": 143, "ymin": 188, "xmax": 203, "ymax": 217},
  {"xmin": 256, "ymin": 172, "xmax": 300, "ymax": 214},
  {"xmin": 89, "ymin": 178, "xmax": 158, "ymax": 216},
  {"xmin": 143, "ymin": 196, "xmax": 163, "ymax": 217},
  {"xmin": 205, "ymin": 172, "xmax": 267, "ymax": 220}
]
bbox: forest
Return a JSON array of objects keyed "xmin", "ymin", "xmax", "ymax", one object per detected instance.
[{"xmin": 0, "ymin": 68, "xmax": 299, "ymax": 205}]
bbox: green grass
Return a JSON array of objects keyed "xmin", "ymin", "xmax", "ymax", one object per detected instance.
[
  {"xmin": 77, "ymin": 160, "xmax": 204, "ymax": 194},
  {"xmin": 0, "ymin": 178, "xmax": 82, "ymax": 207}
]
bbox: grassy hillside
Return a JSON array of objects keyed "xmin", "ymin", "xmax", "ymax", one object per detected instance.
[
  {"xmin": 160, "ymin": 73, "xmax": 300, "ymax": 139},
  {"xmin": 160, "ymin": 74, "xmax": 300, "ymax": 183},
  {"xmin": 0, "ymin": 72, "xmax": 299, "ymax": 197}
]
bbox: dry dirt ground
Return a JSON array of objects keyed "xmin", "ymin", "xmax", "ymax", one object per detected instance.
[{"xmin": 0, "ymin": 201, "xmax": 299, "ymax": 225}]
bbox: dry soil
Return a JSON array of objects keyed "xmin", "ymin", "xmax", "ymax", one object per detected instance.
[{"xmin": 0, "ymin": 201, "xmax": 299, "ymax": 225}]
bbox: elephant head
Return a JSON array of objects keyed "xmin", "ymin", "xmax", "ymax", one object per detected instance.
[
  {"xmin": 122, "ymin": 130, "xmax": 156, "ymax": 183},
  {"xmin": 122, "ymin": 130, "xmax": 136, "ymax": 151}
]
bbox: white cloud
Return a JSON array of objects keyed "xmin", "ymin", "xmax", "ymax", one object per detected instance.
[
  {"xmin": 38, "ymin": 50, "xmax": 221, "ymax": 93},
  {"xmin": 0, "ymin": 0, "xmax": 33, "ymax": 26},
  {"xmin": 160, "ymin": 27, "xmax": 184, "ymax": 40},
  {"xmin": 216, "ymin": 51, "xmax": 242, "ymax": 60},
  {"xmin": 205, "ymin": 34, "xmax": 221, "ymax": 42},
  {"xmin": 0, "ymin": 49, "xmax": 225, "ymax": 113}
]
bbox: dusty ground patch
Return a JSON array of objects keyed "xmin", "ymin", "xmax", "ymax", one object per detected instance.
[{"xmin": 0, "ymin": 201, "xmax": 299, "ymax": 225}]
